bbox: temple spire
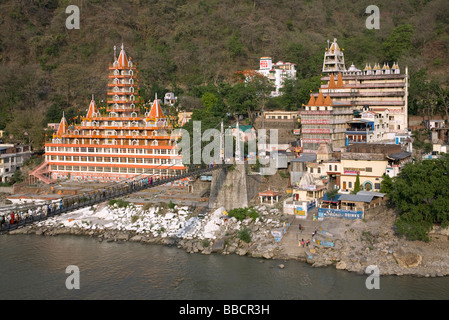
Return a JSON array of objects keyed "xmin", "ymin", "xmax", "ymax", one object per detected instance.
[
  {"xmin": 56, "ymin": 112, "xmax": 68, "ymax": 136},
  {"xmin": 87, "ymin": 95, "xmax": 99, "ymax": 118}
]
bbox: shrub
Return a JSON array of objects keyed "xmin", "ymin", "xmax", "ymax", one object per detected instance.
[
  {"xmin": 238, "ymin": 227, "xmax": 251, "ymax": 243},
  {"xmin": 227, "ymin": 207, "xmax": 258, "ymax": 222}
]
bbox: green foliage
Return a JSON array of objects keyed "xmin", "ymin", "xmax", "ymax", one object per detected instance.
[
  {"xmin": 168, "ymin": 201, "xmax": 176, "ymax": 209},
  {"xmin": 382, "ymin": 24, "xmax": 414, "ymax": 63},
  {"xmin": 227, "ymin": 31, "xmax": 246, "ymax": 60},
  {"xmin": 351, "ymin": 173, "xmax": 361, "ymax": 194},
  {"xmin": 227, "ymin": 207, "xmax": 259, "ymax": 222},
  {"xmin": 380, "ymin": 174, "xmax": 393, "ymax": 194},
  {"xmin": 237, "ymin": 227, "xmax": 251, "ymax": 243},
  {"xmin": 1, "ymin": 0, "xmax": 449, "ymax": 150},
  {"xmin": 326, "ymin": 188, "xmax": 339, "ymax": 200},
  {"xmin": 387, "ymin": 154, "xmax": 449, "ymax": 241}
]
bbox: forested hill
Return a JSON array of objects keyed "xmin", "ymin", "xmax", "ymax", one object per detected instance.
[{"xmin": 0, "ymin": 0, "xmax": 448, "ymax": 149}]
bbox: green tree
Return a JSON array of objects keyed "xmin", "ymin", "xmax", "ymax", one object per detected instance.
[
  {"xmin": 227, "ymin": 31, "xmax": 246, "ymax": 60},
  {"xmin": 382, "ymin": 24, "xmax": 414, "ymax": 63},
  {"xmin": 387, "ymin": 154, "xmax": 449, "ymax": 241},
  {"xmin": 351, "ymin": 173, "xmax": 361, "ymax": 194},
  {"xmin": 326, "ymin": 188, "xmax": 339, "ymax": 201}
]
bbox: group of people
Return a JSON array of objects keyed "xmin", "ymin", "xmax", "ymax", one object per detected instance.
[
  {"xmin": 297, "ymin": 224, "xmax": 319, "ymax": 248},
  {"xmin": 299, "ymin": 238, "xmax": 310, "ymax": 247},
  {"xmin": 0, "ymin": 176, "xmax": 164, "ymax": 231}
]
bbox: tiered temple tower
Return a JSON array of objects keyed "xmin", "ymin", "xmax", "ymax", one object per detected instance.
[
  {"xmin": 322, "ymin": 38, "xmax": 346, "ymax": 75},
  {"xmin": 318, "ymin": 38, "xmax": 409, "ymax": 136},
  {"xmin": 43, "ymin": 44, "xmax": 187, "ymax": 184}
]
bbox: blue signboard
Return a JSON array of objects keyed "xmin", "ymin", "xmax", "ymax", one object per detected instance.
[{"xmin": 318, "ymin": 208, "xmax": 363, "ymax": 219}]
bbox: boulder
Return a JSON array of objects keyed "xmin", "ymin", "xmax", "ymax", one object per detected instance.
[
  {"xmin": 211, "ymin": 239, "xmax": 225, "ymax": 253},
  {"xmin": 393, "ymin": 248, "xmax": 423, "ymax": 268},
  {"xmin": 336, "ymin": 261, "xmax": 347, "ymax": 270}
]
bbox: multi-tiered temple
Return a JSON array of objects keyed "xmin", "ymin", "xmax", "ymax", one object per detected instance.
[{"xmin": 41, "ymin": 44, "xmax": 187, "ymax": 183}]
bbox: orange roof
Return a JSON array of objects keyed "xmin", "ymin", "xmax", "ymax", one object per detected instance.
[
  {"xmin": 315, "ymin": 92, "xmax": 325, "ymax": 106},
  {"xmin": 328, "ymin": 73, "xmax": 336, "ymax": 89},
  {"xmin": 57, "ymin": 113, "xmax": 68, "ymax": 136},
  {"xmin": 147, "ymin": 95, "xmax": 165, "ymax": 119},
  {"xmin": 117, "ymin": 43, "xmax": 129, "ymax": 68},
  {"xmin": 86, "ymin": 96, "xmax": 99, "ymax": 118},
  {"xmin": 336, "ymin": 73, "xmax": 344, "ymax": 87},
  {"xmin": 259, "ymin": 189, "xmax": 280, "ymax": 196},
  {"xmin": 324, "ymin": 95, "xmax": 332, "ymax": 106},
  {"xmin": 307, "ymin": 94, "xmax": 316, "ymax": 106}
]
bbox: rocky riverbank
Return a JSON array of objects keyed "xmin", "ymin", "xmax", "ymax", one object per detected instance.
[
  {"xmin": 7, "ymin": 202, "xmax": 287, "ymax": 260},
  {"xmin": 6, "ymin": 201, "xmax": 449, "ymax": 277},
  {"xmin": 306, "ymin": 207, "xmax": 449, "ymax": 277}
]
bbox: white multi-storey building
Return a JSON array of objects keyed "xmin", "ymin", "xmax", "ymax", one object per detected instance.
[{"xmin": 256, "ymin": 57, "xmax": 297, "ymax": 97}]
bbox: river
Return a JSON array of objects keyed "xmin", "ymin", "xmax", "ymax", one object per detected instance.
[{"xmin": 1, "ymin": 234, "xmax": 448, "ymax": 300}]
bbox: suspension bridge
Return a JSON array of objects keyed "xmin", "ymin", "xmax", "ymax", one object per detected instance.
[{"xmin": 0, "ymin": 162, "xmax": 233, "ymax": 234}]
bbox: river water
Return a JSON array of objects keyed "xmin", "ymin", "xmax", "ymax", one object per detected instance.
[{"xmin": 0, "ymin": 235, "xmax": 448, "ymax": 300}]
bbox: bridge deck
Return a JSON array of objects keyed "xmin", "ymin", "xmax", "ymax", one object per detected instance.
[{"xmin": 0, "ymin": 164, "xmax": 232, "ymax": 234}]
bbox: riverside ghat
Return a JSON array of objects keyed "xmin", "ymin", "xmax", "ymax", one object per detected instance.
[{"xmin": 5, "ymin": 187, "xmax": 449, "ymax": 277}]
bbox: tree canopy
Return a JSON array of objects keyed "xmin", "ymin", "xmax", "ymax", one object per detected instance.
[{"xmin": 384, "ymin": 154, "xmax": 449, "ymax": 241}]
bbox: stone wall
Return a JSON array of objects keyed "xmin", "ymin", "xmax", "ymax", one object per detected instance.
[
  {"xmin": 0, "ymin": 186, "xmax": 13, "ymax": 194},
  {"xmin": 208, "ymin": 164, "xmax": 261, "ymax": 211}
]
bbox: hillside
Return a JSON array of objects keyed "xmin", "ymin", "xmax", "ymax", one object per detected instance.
[{"xmin": 0, "ymin": 0, "xmax": 448, "ymax": 149}]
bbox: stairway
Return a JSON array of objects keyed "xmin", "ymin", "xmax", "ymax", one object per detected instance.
[
  {"xmin": 29, "ymin": 161, "xmax": 55, "ymax": 184},
  {"xmin": 278, "ymin": 208, "xmax": 322, "ymax": 259}
]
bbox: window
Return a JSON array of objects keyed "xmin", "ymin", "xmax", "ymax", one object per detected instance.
[
  {"xmin": 349, "ymin": 182, "xmax": 352, "ymax": 188},
  {"xmin": 366, "ymin": 167, "xmax": 372, "ymax": 172}
]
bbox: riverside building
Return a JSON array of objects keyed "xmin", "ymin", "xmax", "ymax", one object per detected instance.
[
  {"xmin": 37, "ymin": 44, "xmax": 187, "ymax": 184},
  {"xmin": 319, "ymin": 38, "xmax": 409, "ymax": 135},
  {"xmin": 300, "ymin": 92, "xmax": 353, "ymax": 153}
]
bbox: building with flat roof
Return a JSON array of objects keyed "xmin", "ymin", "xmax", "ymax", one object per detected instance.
[
  {"xmin": 256, "ymin": 57, "xmax": 297, "ymax": 97},
  {"xmin": 0, "ymin": 144, "xmax": 32, "ymax": 183},
  {"xmin": 300, "ymin": 92, "xmax": 353, "ymax": 153}
]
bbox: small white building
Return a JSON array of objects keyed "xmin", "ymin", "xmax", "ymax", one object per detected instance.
[
  {"xmin": 0, "ymin": 144, "xmax": 32, "ymax": 183},
  {"xmin": 257, "ymin": 57, "xmax": 296, "ymax": 97},
  {"xmin": 164, "ymin": 92, "xmax": 178, "ymax": 106}
]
